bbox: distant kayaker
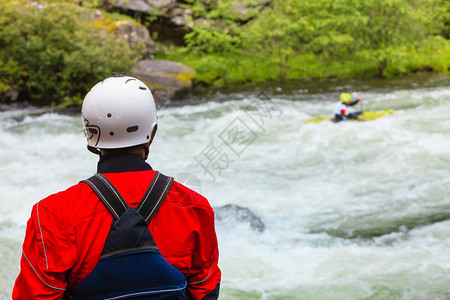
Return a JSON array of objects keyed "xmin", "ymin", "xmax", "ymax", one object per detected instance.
[
  {"xmin": 333, "ymin": 92, "xmax": 364, "ymax": 122},
  {"xmin": 13, "ymin": 74, "xmax": 221, "ymax": 299}
]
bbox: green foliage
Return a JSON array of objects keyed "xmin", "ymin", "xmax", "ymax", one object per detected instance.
[
  {"xmin": 0, "ymin": 2, "xmax": 138, "ymax": 106},
  {"xmin": 183, "ymin": 0, "xmax": 247, "ymax": 56},
  {"xmin": 185, "ymin": 28, "xmax": 241, "ymax": 55},
  {"xmin": 55, "ymin": 0, "xmax": 100, "ymax": 8},
  {"xmin": 179, "ymin": 0, "xmax": 449, "ymax": 86},
  {"xmin": 1, "ymin": 0, "xmax": 449, "ymax": 105}
]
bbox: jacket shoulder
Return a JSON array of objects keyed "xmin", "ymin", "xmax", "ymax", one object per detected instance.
[
  {"xmin": 38, "ymin": 180, "xmax": 93, "ymax": 207},
  {"xmin": 35, "ymin": 180, "xmax": 102, "ymax": 226}
]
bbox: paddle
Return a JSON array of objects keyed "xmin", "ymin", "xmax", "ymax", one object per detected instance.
[
  {"xmin": 358, "ymin": 91, "xmax": 363, "ymax": 111},
  {"xmin": 358, "ymin": 91, "xmax": 366, "ymax": 121}
]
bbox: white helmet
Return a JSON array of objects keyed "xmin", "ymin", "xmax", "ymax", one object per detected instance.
[{"xmin": 81, "ymin": 74, "xmax": 157, "ymax": 150}]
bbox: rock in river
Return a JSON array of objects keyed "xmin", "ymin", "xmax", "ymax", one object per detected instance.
[{"xmin": 132, "ymin": 59, "xmax": 196, "ymax": 103}]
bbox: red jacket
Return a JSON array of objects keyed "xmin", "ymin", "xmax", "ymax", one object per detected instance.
[{"xmin": 13, "ymin": 154, "xmax": 221, "ymax": 299}]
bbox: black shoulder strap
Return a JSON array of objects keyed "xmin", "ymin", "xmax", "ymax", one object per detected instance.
[
  {"xmin": 137, "ymin": 172, "xmax": 174, "ymax": 223},
  {"xmin": 81, "ymin": 171, "xmax": 173, "ymax": 223},
  {"xmin": 82, "ymin": 173, "xmax": 129, "ymax": 220}
]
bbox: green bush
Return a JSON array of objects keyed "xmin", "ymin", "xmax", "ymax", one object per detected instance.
[
  {"xmin": 1, "ymin": 0, "xmax": 449, "ymax": 104},
  {"xmin": 175, "ymin": 0, "xmax": 449, "ymax": 86},
  {"xmin": 0, "ymin": 1, "xmax": 139, "ymax": 107}
]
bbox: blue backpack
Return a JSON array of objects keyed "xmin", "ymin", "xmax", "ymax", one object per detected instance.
[{"xmin": 64, "ymin": 171, "xmax": 187, "ymax": 300}]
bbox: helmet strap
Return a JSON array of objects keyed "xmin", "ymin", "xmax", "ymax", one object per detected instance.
[
  {"xmin": 145, "ymin": 125, "xmax": 157, "ymax": 160},
  {"xmin": 87, "ymin": 145, "xmax": 101, "ymax": 155},
  {"xmin": 144, "ymin": 146, "xmax": 149, "ymax": 160}
]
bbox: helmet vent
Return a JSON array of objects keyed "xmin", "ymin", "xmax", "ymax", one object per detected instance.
[
  {"xmin": 110, "ymin": 132, "xmax": 114, "ymax": 136},
  {"xmin": 139, "ymin": 86, "xmax": 147, "ymax": 90},
  {"xmin": 107, "ymin": 113, "xmax": 112, "ymax": 118},
  {"xmin": 127, "ymin": 126, "xmax": 139, "ymax": 133}
]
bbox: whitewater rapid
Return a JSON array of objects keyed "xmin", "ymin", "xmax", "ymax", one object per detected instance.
[{"xmin": 1, "ymin": 79, "xmax": 449, "ymax": 299}]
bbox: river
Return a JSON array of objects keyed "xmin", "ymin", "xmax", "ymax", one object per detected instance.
[{"xmin": 0, "ymin": 74, "xmax": 449, "ymax": 299}]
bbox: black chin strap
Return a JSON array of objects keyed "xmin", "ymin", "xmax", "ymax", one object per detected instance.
[
  {"xmin": 144, "ymin": 146, "xmax": 149, "ymax": 160},
  {"xmin": 88, "ymin": 145, "xmax": 101, "ymax": 155}
]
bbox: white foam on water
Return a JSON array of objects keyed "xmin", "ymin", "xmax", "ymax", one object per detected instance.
[{"xmin": 1, "ymin": 85, "xmax": 450, "ymax": 299}]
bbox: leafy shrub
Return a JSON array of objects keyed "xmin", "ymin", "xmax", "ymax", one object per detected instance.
[
  {"xmin": 177, "ymin": 0, "xmax": 449, "ymax": 85},
  {"xmin": 0, "ymin": 1, "xmax": 139, "ymax": 107}
]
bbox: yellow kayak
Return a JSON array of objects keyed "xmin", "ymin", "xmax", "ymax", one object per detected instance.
[{"xmin": 305, "ymin": 109, "xmax": 394, "ymax": 123}]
